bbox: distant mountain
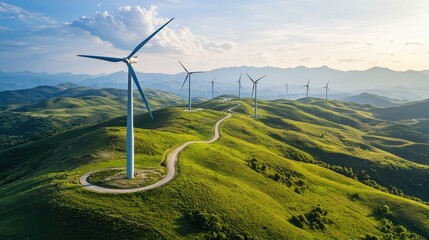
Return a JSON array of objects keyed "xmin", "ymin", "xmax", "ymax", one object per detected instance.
[
  {"xmin": 421, "ymin": 70, "xmax": 429, "ymax": 76},
  {"xmin": 0, "ymin": 71, "xmax": 94, "ymax": 90},
  {"xmin": 2, "ymin": 66, "xmax": 429, "ymax": 100},
  {"xmin": 0, "ymin": 85, "xmax": 65, "ymax": 106},
  {"xmin": 373, "ymin": 98, "xmax": 429, "ymax": 121},
  {"xmin": 341, "ymin": 92, "xmax": 407, "ymax": 107}
]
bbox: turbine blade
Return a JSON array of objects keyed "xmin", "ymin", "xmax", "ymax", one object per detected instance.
[
  {"xmin": 239, "ymin": 72, "xmax": 242, "ymax": 82},
  {"xmin": 307, "ymin": 78, "xmax": 311, "ymax": 85},
  {"xmin": 246, "ymin": 73, "xmax": 255, "ymax": 83},
  {"xmin": 251, "ymin": 84, "xmax": 255, "ymax": 98},
  {"xmin": 190, "ymin": 71, "xmax": 205, "ymax": 74},
  {"xmin": 77, "ymin": 55, "xmax": 123, "ymax": 62},
  {"xmin": 178, "ymin": 60, "xmax": 189, "ymax": 73},
  {"xmin": 181, "ymin": 74, "xmax": 189, "ymax": 90},
  {"xmin": 127, "ymin": 18, "xmax": 174, "ymax": 59},
  {"xmin": 255, "ymin": 75, "xmax": 266, "ymax": 82},
  {"xmin": 127, "ymin": 63, "xmax": 153, "ymax": 119}
]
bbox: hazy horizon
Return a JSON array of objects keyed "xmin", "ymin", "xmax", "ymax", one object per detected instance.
[{"xmin": 1, "ymin": 64, "xmax": 429, "ymax": 76}]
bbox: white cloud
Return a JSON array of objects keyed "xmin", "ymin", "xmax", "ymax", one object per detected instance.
[
  {"xmin": 71, "ymin": 5, "xmax": 235, "ymax": 55},
  {"xmin": 0, "ymin": 2, "xmax": 55, "ymax": 26}
]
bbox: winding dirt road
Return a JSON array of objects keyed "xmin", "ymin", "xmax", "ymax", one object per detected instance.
[{"xmin": 80, "ymin": 103, "xmax": 240, "ymax": 194}]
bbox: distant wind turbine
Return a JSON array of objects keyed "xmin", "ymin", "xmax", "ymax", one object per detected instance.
[
  {"xmin": 247, "ymin": 73, "xmax": 266, "ymax": 118},
  {"xmin": 322, "ymin": 81, "xmax": 330, "ymax": 100},
  {"xmin": 285, "ymin": 82, "xmax": 288, "ymax": 95},
  {"xmin": 237, "ymin": 73, "xmax": 243, "ymax": 99},
  {"xmin": 303, "ymin": 78, "xmax": 311, "ymax": 103},
  {"xmin": 210, "ymin": 77, "xmax": 216, "ymax": 100},
  {"xmin": 179, "ymin": 61, "xmax": 204, "ymax": 110},
  {"xmin": 78, "ymin": 18, "xmax": 174, "ymax": 179}
]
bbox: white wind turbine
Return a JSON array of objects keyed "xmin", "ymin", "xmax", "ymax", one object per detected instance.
[
  {"xmin": 322, "ymin": 81, "xmax": 330, "ymax": 100},
  {"xmin": 247, "ymin": 73, "xmax": 266, "ymax": 118},
  {"xmin": 78, "ymin": 18, "xmax": 174, "ymax": 179},
  {"xmin": 178, "ymin": 61, "xmax": 204, "ymax": 111},
  {"xmin": 210, "ymin": 77, "xmax": 216, "ymax": 100},
  {"xmin": 303, "ymin": 78, "xmax": 311, "ymax": 103},
  {"xmin": 237, "ymin": 73, "xmax": 243, "ymax": 99}
]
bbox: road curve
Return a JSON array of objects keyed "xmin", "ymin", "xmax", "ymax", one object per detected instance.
[{"xmin": 80, "ymin": 103, "xmax": 240, "ymax": 194}]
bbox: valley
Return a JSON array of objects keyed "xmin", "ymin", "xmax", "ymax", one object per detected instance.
[{"xmin": 1, "ymin": 96, "xmax": 429, "ymax": 239}]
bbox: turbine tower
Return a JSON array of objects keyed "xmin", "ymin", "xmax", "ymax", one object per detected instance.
[
  {"xmin": 210, "ymin": 77, "xmax": 216, "ymax": 100},
  {"xmin": 247, "ymin": 73, "xmax": 266, "ymax": 118},
  {"xmin": 237, "ymin": 73, "xmax": 243, "ymax": 99},
  {"xmin": 322, "ymin": 81, "xmax": 330, "ymax": 100},
  {"xmin": 179, "ymin": 61, "xmax": 204, "ymax": 110},
  {"xmin": 78, "ymin": 18, "xmax": 174, "ymax": 179},
  {"xmin": 303, "ymin": 78, "xmax": 311, "ymax": 103},
  {"xmin": 286, "ymin": 82, "xmax": 288, "ymax": 96}
]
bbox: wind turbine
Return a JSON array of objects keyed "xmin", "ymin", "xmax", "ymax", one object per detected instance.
[
  {"xmin": 303, "ymin": 78, "xmax": 311, "ymax": 103},
  {"xmin": 322, "ymin": 81, "xmax": 330, "ymax": 100},
  {"xmin": 179, "ymin": 61, "xmax": 204, "ymax": 110},
  {"xmin": 210, "ymin": 77, "xmax": 216, "ymax": 100},
  {"xmin": 237, "ymin": 73, "xmax": 243, "ymax": 99},
  {"xmin": 285, "ymin": 82, "xmax": 288, "ymax": 96},
  {"xmin": 78, "ymin": 18, "xmax": 174, "ymax": 179},
  {"xmin": 247, "ymin": 73, "xmax": 266, "ymax": 118}
]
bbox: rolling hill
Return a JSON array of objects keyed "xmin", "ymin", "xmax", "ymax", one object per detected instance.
[
  {"xmin": 373, "ymin": 98, "xmax": 429, "ymax": 121},
  {"xmin": 341, "ymin": 92, "xmax": 407, "ymax": 107},
  {"xmin": 0, "ymin": 85, "xmax": 185, "ymax": 149},
  {"xmin": 1, "ymin": 97, "xmax": 429, "ymax": 239}
]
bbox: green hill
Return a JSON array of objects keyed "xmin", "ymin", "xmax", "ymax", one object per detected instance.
[
  {"xmin": 0, "ymin": 86, "xmax": 185, "ymax": 149},
  {"xmin": 1, "ymin": 98, "xmax": 429, "ymax": 239},
  {"xmin": 373, "ymin": 98, "xmax": 429, "ymax": 121},
  {"xmin": 341, "ymin": 92, "xmax": 406, "ymax": 108}
]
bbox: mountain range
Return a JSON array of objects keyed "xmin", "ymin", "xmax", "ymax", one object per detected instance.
[{"xmin": 1, "ymin": 66, "xmax": 429, "ymax": 101}]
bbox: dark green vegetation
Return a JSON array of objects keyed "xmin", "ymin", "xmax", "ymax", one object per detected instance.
[
  {"xmin": 1, "ymin": 96, "xmax": 429, "ymax": 239},
  {"xmin": 291, "ymin": 205, "xmax": 331, "ymax": 230},
  {"xmin": 0, "ymin": 84, "xmax": 185, "ymax": 149},
  {"xmin": 247, "ymin": 157, "xmax": 307, "ymax": 194},
  {"xmin": 373, "ymin": 99, "xmax": 429, "ymax": 121}
]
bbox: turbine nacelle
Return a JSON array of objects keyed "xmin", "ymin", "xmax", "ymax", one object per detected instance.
[{"xmin": 129, "ymin": 56, "xmax": 139, "ymax": 64}]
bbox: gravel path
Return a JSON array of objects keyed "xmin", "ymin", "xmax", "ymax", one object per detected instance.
[{"xmin": 80, "ymin": 103, "xmax": 240, "ymax": 194}]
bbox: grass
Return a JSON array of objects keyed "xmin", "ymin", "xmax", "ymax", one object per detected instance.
[
  {"xmin": 1, "ymin": 97, "xmax": 429, "ymax": 239},
  {"xmin": 0, "ymin": 88, "xmax": 186, "ymax": 149}
]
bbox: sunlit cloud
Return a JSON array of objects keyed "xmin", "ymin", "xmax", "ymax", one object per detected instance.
[{"xmin": 70, "ymin": 5, "xmax": 235, "ymax": 54}]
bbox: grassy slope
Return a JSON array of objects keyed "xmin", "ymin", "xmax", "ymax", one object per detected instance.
[
  {"xmin": 373, "ymin": 98, "xmax": 429, "ymax": 120},
  {"xmin": 0, "ymin": 89, "xmax": 185, "ymax": 149},
  {"xmin": 1, "ymin": 98, "xmax": 429, "ymax": 239}
]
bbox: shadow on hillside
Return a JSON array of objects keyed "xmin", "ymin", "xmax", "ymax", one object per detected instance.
[{"xmin": 174, "ymin": 215, "xmax": 203, "ymax": 236}]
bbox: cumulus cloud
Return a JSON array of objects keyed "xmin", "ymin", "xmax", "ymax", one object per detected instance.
[{"xmin": 70, "ymin": 5, "xmax": 235, "ymax": 54}]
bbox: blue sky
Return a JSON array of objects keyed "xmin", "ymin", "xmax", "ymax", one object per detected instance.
[{"xmin": 1, "ymin": 0, "xmax": 429, "ymax": 74}]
